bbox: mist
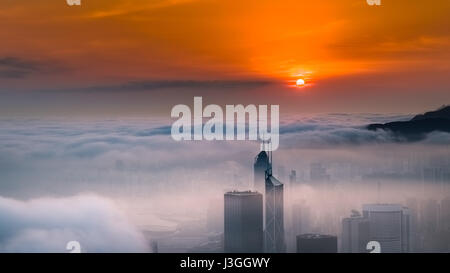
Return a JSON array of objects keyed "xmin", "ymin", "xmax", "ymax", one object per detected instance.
[
  {"xmin": 0, "ymin": 195, "xmax": 149, "ymax": 252},
  {"xmin": 0, "ymin": 113, "xmax": 449, "ymax": 252}
]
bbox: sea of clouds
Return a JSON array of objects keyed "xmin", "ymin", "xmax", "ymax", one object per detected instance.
[
  {"xmin": 0, "ymin": 113, "xmax": 449, "ymax": 252},
  {"xmin": 1, "ymin": 113, "xmax": 449, "ymax": 195}
]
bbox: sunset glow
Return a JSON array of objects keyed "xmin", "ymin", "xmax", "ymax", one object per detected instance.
[
  {"xmin": 1, "ymin": 0, "xmax": 450, "ymax": 115},
  {"xmin": 1, "ymin": 1, "xmax": 449, "ymax": 84},
  {"xmin": 296, "ymin": 79, "xmax": 305, "ymax": 87}
]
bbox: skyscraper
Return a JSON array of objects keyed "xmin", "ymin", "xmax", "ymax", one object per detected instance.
[
  {"xmin": 341, "ymin": 210, "xmax": 370, "ymax": 253},
  {"xmin": 310, "ymin": 162, "xmax": 330, "ymax": 182},
  {"xmin": 254, "ymin": 151, "xmax": 270, "ymax": 195},
  {"xmin": 224, "ymin": 191, "xmax": 263, "ymax": 253},
  {"xmin": 289, "ymin": 170, "xmax": 297, "ymax": 187},
  {"xmin": 265, "ymin": 169, "xmax": 286, "ymax": 253},
  {"xmin": 405, "ymin": 197, "xmax": 419, "ymax": 252},
  {"xmin": 296, "ymin": 234, "xmax": 338, "ymax": 253},
  {"xmin": 362, "ymin": 204, "xmax": 411, "ymax": 253},
  {"xmin": 440, "ymin": 196, "xmax": 450, "ymax": 231},
  {"xmin": 422, "ymin": 199, "xmax": 439, "ymax": 233}
]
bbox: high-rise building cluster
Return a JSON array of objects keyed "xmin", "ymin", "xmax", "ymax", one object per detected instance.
[
  {"xmin": 224, "ymin": 148, "xmax": 337, "ymax": 253},
  {"xmin": 342, "ymin": 204, "xmax": 411, "ymax": 253},
  {"xmin": 221, "ymin": 148, "xmax": 450, "ymax": 253},
  {"xmin": 224, "ymin": 148, "xmax": 287, "ymax": 253}
]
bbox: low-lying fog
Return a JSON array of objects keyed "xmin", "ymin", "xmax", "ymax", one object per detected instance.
[{"xmin": 0, "ymin": 114, "xmax": 449, "ymax": 252}]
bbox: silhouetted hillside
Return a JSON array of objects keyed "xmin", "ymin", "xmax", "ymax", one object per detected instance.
[
  {"xmin": 367, "ymin": 105, "xmax": 450, "ymax": 140},
  {"xmin": 411, "ymin": 105, "xmax": 450, "ymax": 121}
]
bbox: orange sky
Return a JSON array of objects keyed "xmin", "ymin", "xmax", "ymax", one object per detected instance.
[{"xmin": 1, "ymin": 0, "xmax": 450, "ymax": 115}]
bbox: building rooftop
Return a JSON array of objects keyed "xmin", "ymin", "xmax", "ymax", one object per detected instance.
[
  {"xmin": 225, "ymin": 190, "xmax": 261, "ymax": 196},
  {"xmin": 254, "ymin": 151, "xmax": 269, "ymax": 164},
  {"xmin": 297, "ymin": 234, "xmax": 337, "ymax": 240},
  {"xmin": 362, "ymin": 204, "xmax": 405, "ymax": 212},
  {"xmin": 266, "ymin": 175, "xmax": 283, "ymax": 187}
]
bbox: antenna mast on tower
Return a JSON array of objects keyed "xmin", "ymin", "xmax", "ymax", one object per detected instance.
[{"xmin": 261, "ymin": 138, "xmax": 273, "ymax": 177}]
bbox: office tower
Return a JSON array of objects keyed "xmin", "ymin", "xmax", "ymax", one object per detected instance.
[
  {"xmin": 289, "ymin": 170, "xmax": 297, "ymax": 187},
  {"xmin": 224, "ymin": 191, "xmax": 263, "ymax": 253},
  {"xmin": 362, "ymin": 204, "xmax": 410, "ymax": 253},
  {"xmin": 150, "ymin": 240, "xmax": 158, "ymax": 253},
  {"xmin": 296, "ymin": 234, "xmax": 338, "ymax": 253},
  {"xmin": 405, "ymin": 197, "xmax": 419, "ymax": 252},
  {"xmin": 265, "ymin": 168, "xmax": 286, "ymax": 253},
  {"xmin": 310, "ymin": 162, "xmax": 330, "ymax": 182},
  {"xmin": 254, "ymin": 151, "xmax": 270, "ymax": 195},
  {"xmin": 423, "ymin": 167, "xmax": 445, "ymax": 184},
  {"xmin": 419, "ymin": 198, "xmax": 441, "ymax": 252},
  {"xmin": 438, "ymin": 196, "xmax": 450, "ymax": 252},
  {"xmin": 341, "ymin": 210, "xmax": 370, "ymax": 253},
  {"xmin": 402, "ymin": 208, "xmax": 411, "ymax": 253},
  {"xmin": 421, "ymin": 199, "xmax": 439, "ymax": 233},
  {"xmin": 440, "ymin": 196, "xmax": 450, "ymax": 231}
]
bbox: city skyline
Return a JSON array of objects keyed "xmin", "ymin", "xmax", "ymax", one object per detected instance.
[{"xmin": 1, "ymin": 0, "xmax": 450, "ymax": 255}]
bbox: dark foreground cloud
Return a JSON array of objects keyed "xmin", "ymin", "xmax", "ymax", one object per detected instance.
[
  {"xmin": 64, "ymin": 80, "xmax": 275, "ymax": 93},
  {"xmin": 0, "ymin": 57, "xmax": 40, "ymax": 78},
  {"xmin": 0, "ymin": 56, "xmax": 66, "ymax": 79}
]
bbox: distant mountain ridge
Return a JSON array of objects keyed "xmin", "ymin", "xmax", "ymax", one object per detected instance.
[
  {"xmin": 410, "ymin": 105, "xmax": 450, "ymax": 121},
  {"xmin": 367, "ymin": 105, "xmax": 450, "ymax": 140}
]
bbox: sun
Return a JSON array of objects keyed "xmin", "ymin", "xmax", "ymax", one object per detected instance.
[{"xmin": 296, "ymin": 79, "xmax": 305, "ymax": 86}]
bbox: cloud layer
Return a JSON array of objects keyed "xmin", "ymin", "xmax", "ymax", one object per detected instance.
[
  {"xmin": 0, "ymin": 57, "xmax": 40, "ymax": 79},
  {"xmin": 0, "ymin": 113, "xmax": 449, "ymax": 198},
  {"xmin": 0, "ymin": 114, "xmax": 449, "ymax": 252}
]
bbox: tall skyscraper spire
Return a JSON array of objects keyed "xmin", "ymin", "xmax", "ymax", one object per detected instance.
[
  {"xmin": 264, "ymin": 141, "xmax": 286, "ymax": 253},
  {"xmin": 254, "ymin": 141, "xmax": 271, "ymax": 195}
]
